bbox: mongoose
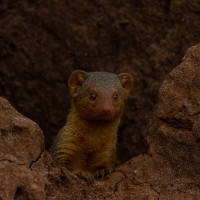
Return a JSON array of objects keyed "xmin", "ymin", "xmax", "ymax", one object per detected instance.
[{"xmin": 51, "ymin": 70, "xmax": 133, "ymax": 183}]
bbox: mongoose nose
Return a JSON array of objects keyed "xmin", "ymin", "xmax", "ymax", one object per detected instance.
[{"xmin": 102, "ymin": 107, "xmax": 111, "ymax": 114}]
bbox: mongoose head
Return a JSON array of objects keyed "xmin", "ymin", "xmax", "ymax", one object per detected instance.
[{"xmin": 68, "ymin": 70, "xmax": 133, "ymax": 121}]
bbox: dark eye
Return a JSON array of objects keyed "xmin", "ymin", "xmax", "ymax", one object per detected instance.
[
  {"xmin": 89, "ymin": 92, "xmax": 97, "ymax": 101},
  {"xmin": 112, "ymin": 93, "xmax": 118, "ymax": 101}
]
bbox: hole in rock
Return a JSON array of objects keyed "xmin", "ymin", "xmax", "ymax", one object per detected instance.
[
  {"xmin": 15, "ymin": 187, "xmax": 22, "ymax": 197},
  {"xmin": 14, "ymin": 187, "xmax": 28, "ymax": 200}
]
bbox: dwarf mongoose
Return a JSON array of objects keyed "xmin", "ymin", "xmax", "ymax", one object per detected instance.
[{"xmin": 51, "ymin": 70, "xmax": 133, "ymax": 183}]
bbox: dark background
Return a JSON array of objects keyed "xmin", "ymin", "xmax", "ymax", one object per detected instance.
[{"xmin": 0, "ymin": 0, "xmax": 199, "ymax": 163}]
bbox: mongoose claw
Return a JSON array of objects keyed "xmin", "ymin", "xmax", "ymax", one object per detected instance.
[
  {"xmin": 75, "ymin": 170, "xmax": 95, "ymax": 184},
  {"xmin": 81, "ymin": 174, "xmax": 95, "ymax": 184},
  {"xmin": 95, "ymin": 168, "xmax": 113, "ymax": 180},
  {"xmin": 85, "ymin": 176, "xmax": 95, "ymax": 184}
]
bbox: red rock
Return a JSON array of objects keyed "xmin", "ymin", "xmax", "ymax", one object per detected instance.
[
  {"xmin": 0, "ymin": 98, "xmax": 44, "ymax": 168},
  {"xmin": 0, "ymin": 97, "xmax": 46, "ymax": 199},
  {"xmin": 147, "ymin": 43, "xmax": 200, "ymax": 174}
]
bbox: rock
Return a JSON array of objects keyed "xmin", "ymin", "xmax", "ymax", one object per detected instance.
[
  {"xmin": 45, "ymin": 167, "xmax": 87, "ymax": 200},
  {"xmin": 145, "ymin": 43, "xmax": 200, "ymax": 197},
  {"xmin": 0, "ymin": 98, "xmax": 44, "ymax": 168},
  {"xmin": 0, "ymin": 97, "xmax": 46, "ymax": 199},
  {"xmin": 147, "ymin": 43, "xmax": 200, "ymax": 176},
  {"xmin": 0, "ymin": 162, "xmax": 45, "ymax": 200}
]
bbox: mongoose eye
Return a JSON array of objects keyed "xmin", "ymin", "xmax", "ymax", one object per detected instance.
[
  {"xmin": 89, "ymin": 92, "xmax": 97, "ymax": 101},
  {"xmin": 112, "ymin": 93, "xmax": 118, "ymax": 101}
]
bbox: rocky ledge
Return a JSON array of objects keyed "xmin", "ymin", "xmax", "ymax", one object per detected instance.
[{"xmin": 1, "ymin": 43, "xmax": 200, "ymax": 199}]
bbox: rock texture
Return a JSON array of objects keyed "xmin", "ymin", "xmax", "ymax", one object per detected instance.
[
  {"xmin": 147, "ymin": 43, "xmax": 200, "ymax": 178},
  {"xmin": 0, "ymin": 0, "xmax": 200, "ymax": 162},
  {"xmin": 1, "ymin": 43, "xmax": 200, "ymax": 199},
  {"xmin": 0, "ymin": 97, "xmax": 45, "ymax": 199}
]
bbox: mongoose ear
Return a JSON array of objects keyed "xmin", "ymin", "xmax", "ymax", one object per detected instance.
[
  {"xmin": 118, "ymin": 73, "xmax": 133, "ymax": 99},
  {"xmin": 68, "ymin": 70, "xmax": 88, "ymax": 97}
]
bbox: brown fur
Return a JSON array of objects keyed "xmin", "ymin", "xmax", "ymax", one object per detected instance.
[{"xmin": 51, "ymin": 70, "xmax": 132, "ymax": 182}]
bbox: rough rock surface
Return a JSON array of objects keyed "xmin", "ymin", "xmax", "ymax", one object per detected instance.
[
  {"xmin": 0, "ymin": 0, "xmax": 200, "ymax": 163},
  {"xmin": 0, "ymin": 97, "xmax": 45, "ymax": 199},
  {"xmin": 1, "ymin": 44, "xmax": 200, "ymax": 199},
  {"xmin": 146, "ymin": 43, "xmax": 200, "ymax": 178}
]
